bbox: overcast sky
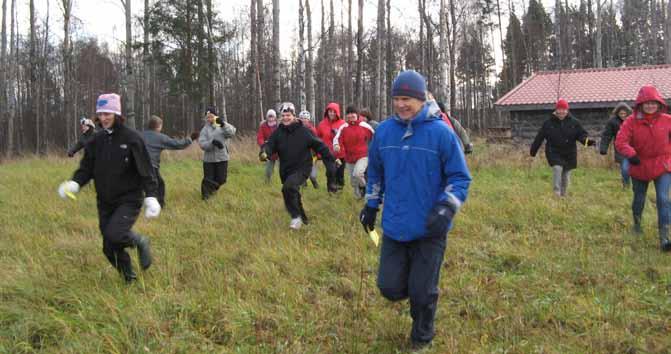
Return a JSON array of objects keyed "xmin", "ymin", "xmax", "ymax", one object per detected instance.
[{"xmin": 11, "ymin": 0, "xmax": 560, "ymax": 73}]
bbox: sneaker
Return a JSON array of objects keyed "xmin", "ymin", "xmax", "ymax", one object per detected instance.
[{"xmin": 289, "ymin": 218, "xmax": 303, "ymax": 230}]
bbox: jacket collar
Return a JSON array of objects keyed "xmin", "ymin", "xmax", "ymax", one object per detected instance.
[{"xmin": 392, "ymin": 103, "xmax": 440, "ymax": 140}]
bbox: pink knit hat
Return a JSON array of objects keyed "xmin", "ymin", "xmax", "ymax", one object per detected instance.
[{"xmin": 96, "ymin": 93, "xmax": 122, "ymax": 116}]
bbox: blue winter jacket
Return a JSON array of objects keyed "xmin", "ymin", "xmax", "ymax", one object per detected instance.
[{"xmin": 365, "ymin": 103, "xmax": 472, "ymax": 242}]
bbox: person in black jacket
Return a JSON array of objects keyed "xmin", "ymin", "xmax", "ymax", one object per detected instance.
[
  {"xmin": 260, "ymin": 102, "xmax": 338, "ymax": 230},
  {"xmin": 58, "ymin": 93, "xmax": 161, "ymax": 283},
  {"xmin": 599, "ymin": 102, "xmax": 633, "ymax": 188},
  {"xmin": 530, "ymin": 99, "xmax": 596, "ymax": 197},
  {"xmin": 67, "ymin": 117, "xmax": 98, "ymax": 157}
]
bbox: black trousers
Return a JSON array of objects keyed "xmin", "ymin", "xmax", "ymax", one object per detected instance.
[
  {"xmin": 154, "ymin": 167, "xmax": 165, "ymax": 207},
  {"xmin": 202, "ymin": 161, "xmax": 228, "ymax": 199},
  {"xmin": 281, "ymin": 170, "xmax": 309, "ymax": 221},
  {"xmin": 377, "ymin": 234, "xmax": 448, "ymax": 344},
  {"xmin": 97, "ymin": 201, "xmax": 142, "ymax": 276},
  {"xmin": 326, "ymin": 159, "xmax": 346, "ymax": 187}
]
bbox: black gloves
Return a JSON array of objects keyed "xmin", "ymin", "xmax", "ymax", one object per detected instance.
[
  {"xmin": 464, "ymin": 143, "xmax": 473, "ymax": 155},
  {"xmin": 425, "ymin": 201, "xmax": 456, "ymax": 237},
  {"xmin": 67, "ymin": 150, "xmax": 75, "ymax": 158},
  {"xmin": 629, "ymin": 156, "xmax": 641, "ymax": 165},
  {"xmin": 586, "ymin": 139, "xmax": 596, "ymax": 147},
  {"xmin": 359, "ymin": 205, "xmax": 379, "ymax": 232},
  {"xmin": 212, "ymin": 140, "xmax": 224, "ymax": 149},
  {"xmin": 215, "ymin": 117, "xmax": 225, "ymax": 126}
]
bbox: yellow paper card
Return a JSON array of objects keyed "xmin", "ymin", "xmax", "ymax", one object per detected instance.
[{"xmin": 369, "ymin": 230, "xmax": 380, "ymax": 247}]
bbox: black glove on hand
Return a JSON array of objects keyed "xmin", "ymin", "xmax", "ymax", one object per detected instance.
[
  {"xmin": 629, "ymin": 156, "xmax": 641, "ymax": 165},
  {"xmin": 259, "ymin": 150, "xmax": 268, "ymax": 162},
  {"xmin": 212, "ymin": 140, "xmax": 224, "ymax": 149},
  {"xmin": 359, "ymin": 205, "xmax": 378, "ymax": 232},
  {"xmin": 586, "ymin": 139, "xmax": 596, "ymax": 147},
  {"xmin": 216, "ymin": 117, "xmax": 225, "ymax": 126},
  {"xmin": 67, "ymin": 151, "xmax": 75, "ymax": 158},
  {"xmin": 425, "ymin": 202, "xmax": 456, "ymax": 237},
  {"xmin": 599, "ymin": 150, "xmax": 608, "ymax": 156}
]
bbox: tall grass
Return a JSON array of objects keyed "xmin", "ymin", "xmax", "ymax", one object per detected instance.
[{"xmin": 1, "ymin": 138, "xmax": 670, "ymax": 353}]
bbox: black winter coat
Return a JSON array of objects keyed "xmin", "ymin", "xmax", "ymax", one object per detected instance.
[
  {"xmin": 73, "ymin": 123, "xmax": 158, "ymax": 205},
  {"xmin": 530, "ymin": 114, "xmax": 590, "ymax": 170},
  {"xmin": 263, "ymin": 120, "xmax": 336, "ymax": 181},
  {"xmin": 599, "ymin": 116, "xmax": 626, "ymax": 163},
  {"xmin": 67, "ymin": 127, "xmax": 98, "ymax": 156}
]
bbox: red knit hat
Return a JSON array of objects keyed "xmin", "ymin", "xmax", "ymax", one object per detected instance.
[{"xmin": 556, "ymin": 99, "xmax": 569, "ymax": 110}]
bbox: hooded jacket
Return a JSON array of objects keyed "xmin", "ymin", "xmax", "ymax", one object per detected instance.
[
  {"xmin": 335, "ymin": 117, "xmax": 375, "ymax": 163},
  {"xmin": 262, "ymin": 120, "xmax": 336, "ymax": 181},
  {"xmin": 615, "ymin": 85, "xmax": 671, "ymax": 181},
  {"xmin": 317, "ymin": 102, "xmax": 347, "ymax": 159},
  {"xmin": 530, "ymin": 113, "xmax": 590, "ymax": 170},
  {"xmin": 365, "ymin": 103, "xmax": 472, "ymax": 242},
  {"xmin": 599, "ymin": 102, "xmax": 632, "ymax": 163},
  {"xmin": 198, "ymin": 120, "xmax": 237, "ymax": 163}
]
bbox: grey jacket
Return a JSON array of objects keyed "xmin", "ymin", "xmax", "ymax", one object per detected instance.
[
  {"xmin": 142, "ymin": 130, "xmax": 193, "ymax": 168},
  {"xmin": 198, "ymin": 121, "xmax": 237, "ymax": 162}
]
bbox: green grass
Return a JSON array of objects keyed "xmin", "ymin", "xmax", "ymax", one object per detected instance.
[{"xmin": 1, "ymin": 142, "xmax": 671, "ymax": 353}]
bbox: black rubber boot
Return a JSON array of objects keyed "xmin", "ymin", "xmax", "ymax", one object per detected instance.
[
  {"xmin": 660, "ymin": 226, "xmax": 671, "ymax": 252},
  {"xmin": 119, "ymin": 263, "xmax": 137, "ymax": 283},
  {"xmin": 130, "ymin": 233, "xmax": 153, "ymax": 270}
]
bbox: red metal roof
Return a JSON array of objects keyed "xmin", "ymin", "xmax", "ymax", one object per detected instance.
[{"xmin": 495, "ymin": 65, "xmax": 671, "ymax": 108}]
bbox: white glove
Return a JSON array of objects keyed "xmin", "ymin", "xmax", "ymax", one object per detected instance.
[
  {"xmin": 144, "ymin": 197, "xmax": 161, "ymax": 219},
  {"xmin": 57, "ymin": 181, "xmax": 80, "ymax": 200},
  {"xmin": 334, "ymin": 144, "xmax": 341, "ymax": 153}
]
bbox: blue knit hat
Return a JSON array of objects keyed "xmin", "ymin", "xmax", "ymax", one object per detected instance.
[{"xmin": 392, "ymin": 70, "xmax": 427, "ymax": 101}]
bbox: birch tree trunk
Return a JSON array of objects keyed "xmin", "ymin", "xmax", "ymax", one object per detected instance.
[
  {"xmin": 298, "ymin": 0, "xmax": 306, "ymax": 111},
  {"xmin": 143, "ymin": 0, "xmax": 151, "ymax": 125},
  {"xmin": 439, "ymin": 0, "xmax": 449, "ymax": 103},
  {"xmin": 272, "ymin": 0, "xmax": 280, "ymax": 105},
  {"xmin": 306, "ymin": 0, "xmax": 315, "ymax": 116},
  {"xmin": 355, "ymin": 0, "xmax": 363, "ymax": 107},
  {"xmin": 61, "ymin": 0, "xmax": 74, "ymax": 149},
  {"xmin": 594, "ymin": 0, "xmax": 603, "ymax": 67},
  {"xmin": 122, "ymin": 0, "xmax": 136, "ymax": 129}
]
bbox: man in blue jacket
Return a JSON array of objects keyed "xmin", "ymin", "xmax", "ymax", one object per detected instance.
[{"xmin": 359, "ymin": 70, "xmax": 472, "ymax": 350}]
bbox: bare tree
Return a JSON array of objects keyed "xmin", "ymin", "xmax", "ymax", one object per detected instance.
[
  {"xmin": 272, "ymin": 0, "xmax": 280, "ymax": 105},
  {"xmin": 298, "ymin": 0, "xmax": 306, "ymax": 111},
  {"xmin": 306, "ymin": 0, "xmax": 315, "ymax": 116},
  {"xmin": 142, "ymin": 0, "xmax": 151, "ymax": 125},
  {"xmin": 376, "ymin": 0, "xmax": 386, "ymax": 119},
  {"xmin": 1, "ymin": 0, "xmax": 7, "ymax": 149},
  {"xmin": 594, "ymin": 0, "xmax": 603, "ymax": 67},
  {"xmin": 250, "ymin": 0, "xmax": 259, "ymax": 120},
  {"xmin": 439, "ymin": 0, "xmax": 449, "ymax": 103},
  {"xmin": 667, "ymin": 0, "xmax": 671, "ymax": 63},
  {"xmin": 29, "ymin": 0, "xmax": 39, "ymax": 153},
  {"xmin": 6, "ymin": 0, "xmax": 16, "ymax": 156},
  {"xmin": 121, "ymin": 0, "xmax": 135, "ymax": 129},
  {"xmin": 347, "ymin": 0, "xmax": 353, "ymax": 107},
  {"xmin": 61, "ymin": 0, "xmax": 74, "ymax": 148},
  {"xmin": 328, "ymin": 0, "xmax": 335, "ymax": 99},
  {"xmin": 355, "ymin": 0, "xmax": 363, "ymax": 107}
]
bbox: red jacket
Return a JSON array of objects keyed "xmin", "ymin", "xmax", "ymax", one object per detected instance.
[
  {"xmin": 317, "ymin": 102, "xmax": 347, "ymax": 159},
  {"xmin": 302, "ymin": 120, "xmax": 318, "ymax": 136},
  {"xmin": 615, "ymin": 85, "xmax": 671, "ymax": 181},
  {"xmin": 337, "ymin": 117, "xmax": 374, "ymax": 163},
  {"xmin": 257, "ymin": 121, "xmax": 279, "ymax": 160}
]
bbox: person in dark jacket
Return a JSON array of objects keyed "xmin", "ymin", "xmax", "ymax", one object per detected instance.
[
  {"xmin": 599, "ymin": 102, "xmax": 633, "ymax": 188},
  {"xmin": 437, "ymin": 101, "xmax": 473, "ymax": 154},
  {"xmin": 198, "ymin": 106, "xmax": 237, "ymax": 200},
  {"xmin": 67, "ymin": 117, "xmax": 98, "ymax": 157},
  {"xmin": 530, "ymin": 99, "xmax": 596, "ymax": 197},
  {"xmin": 260, "ymin": 102, "xmax": 338, "ymax": 230},
  {"xmin": 142, "ymin": 115, "xmax": 194, "ymax": 207},
  {"xmin": 615, "ymin": 85, "xmax": 671, "ymax": 250},
  {"xmin": 57, "ymin": 93, "xmax": 160, "ymax": 283},
  {"xmin": 359, "ymin": 70, "xmax": 471, "ymax": 350},
  {"xmin": 298, "ymin": 110, "xmax": 320, "ymax": 189}
]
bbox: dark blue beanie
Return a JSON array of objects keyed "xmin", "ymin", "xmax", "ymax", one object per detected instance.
[{"xmin": 391, "ymin": 70, "xmax": 427, "ymax": 101}]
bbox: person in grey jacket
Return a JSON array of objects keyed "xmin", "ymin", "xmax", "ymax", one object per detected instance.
[
  {"xmin": 142, "ymin": 115, "xmax": 194, "ymax": 207},
  {"xmin": 67, "ymin": 117, "xmax": 98, "ymax": 157},
  {"xmin": 198, "ymin": 106, "xmax": 237, "ymax": 200}
]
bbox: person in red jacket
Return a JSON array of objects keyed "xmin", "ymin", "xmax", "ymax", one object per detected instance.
[
  {"xmin": 257, "ymin": 109, "xmax": 279, "ymax": 183},
  {"xmin": 317, "ymin": 102, "xmax": 348, "ymax": 189},
  {"xmin": 334, "ymin": 106, "xmax": 374, "ymax": 199},
  {"xmin": 299, "ymin": 110, "xmax": 320, "ymax": 189},
  {"xmin": 615, "ymin": 85, "xmax": 671, "ymax": 251}
]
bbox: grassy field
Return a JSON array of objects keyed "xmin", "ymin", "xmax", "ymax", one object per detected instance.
[{"xmin": 1, "ymin": 139, "xmax": 671, "ymax": 353}]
